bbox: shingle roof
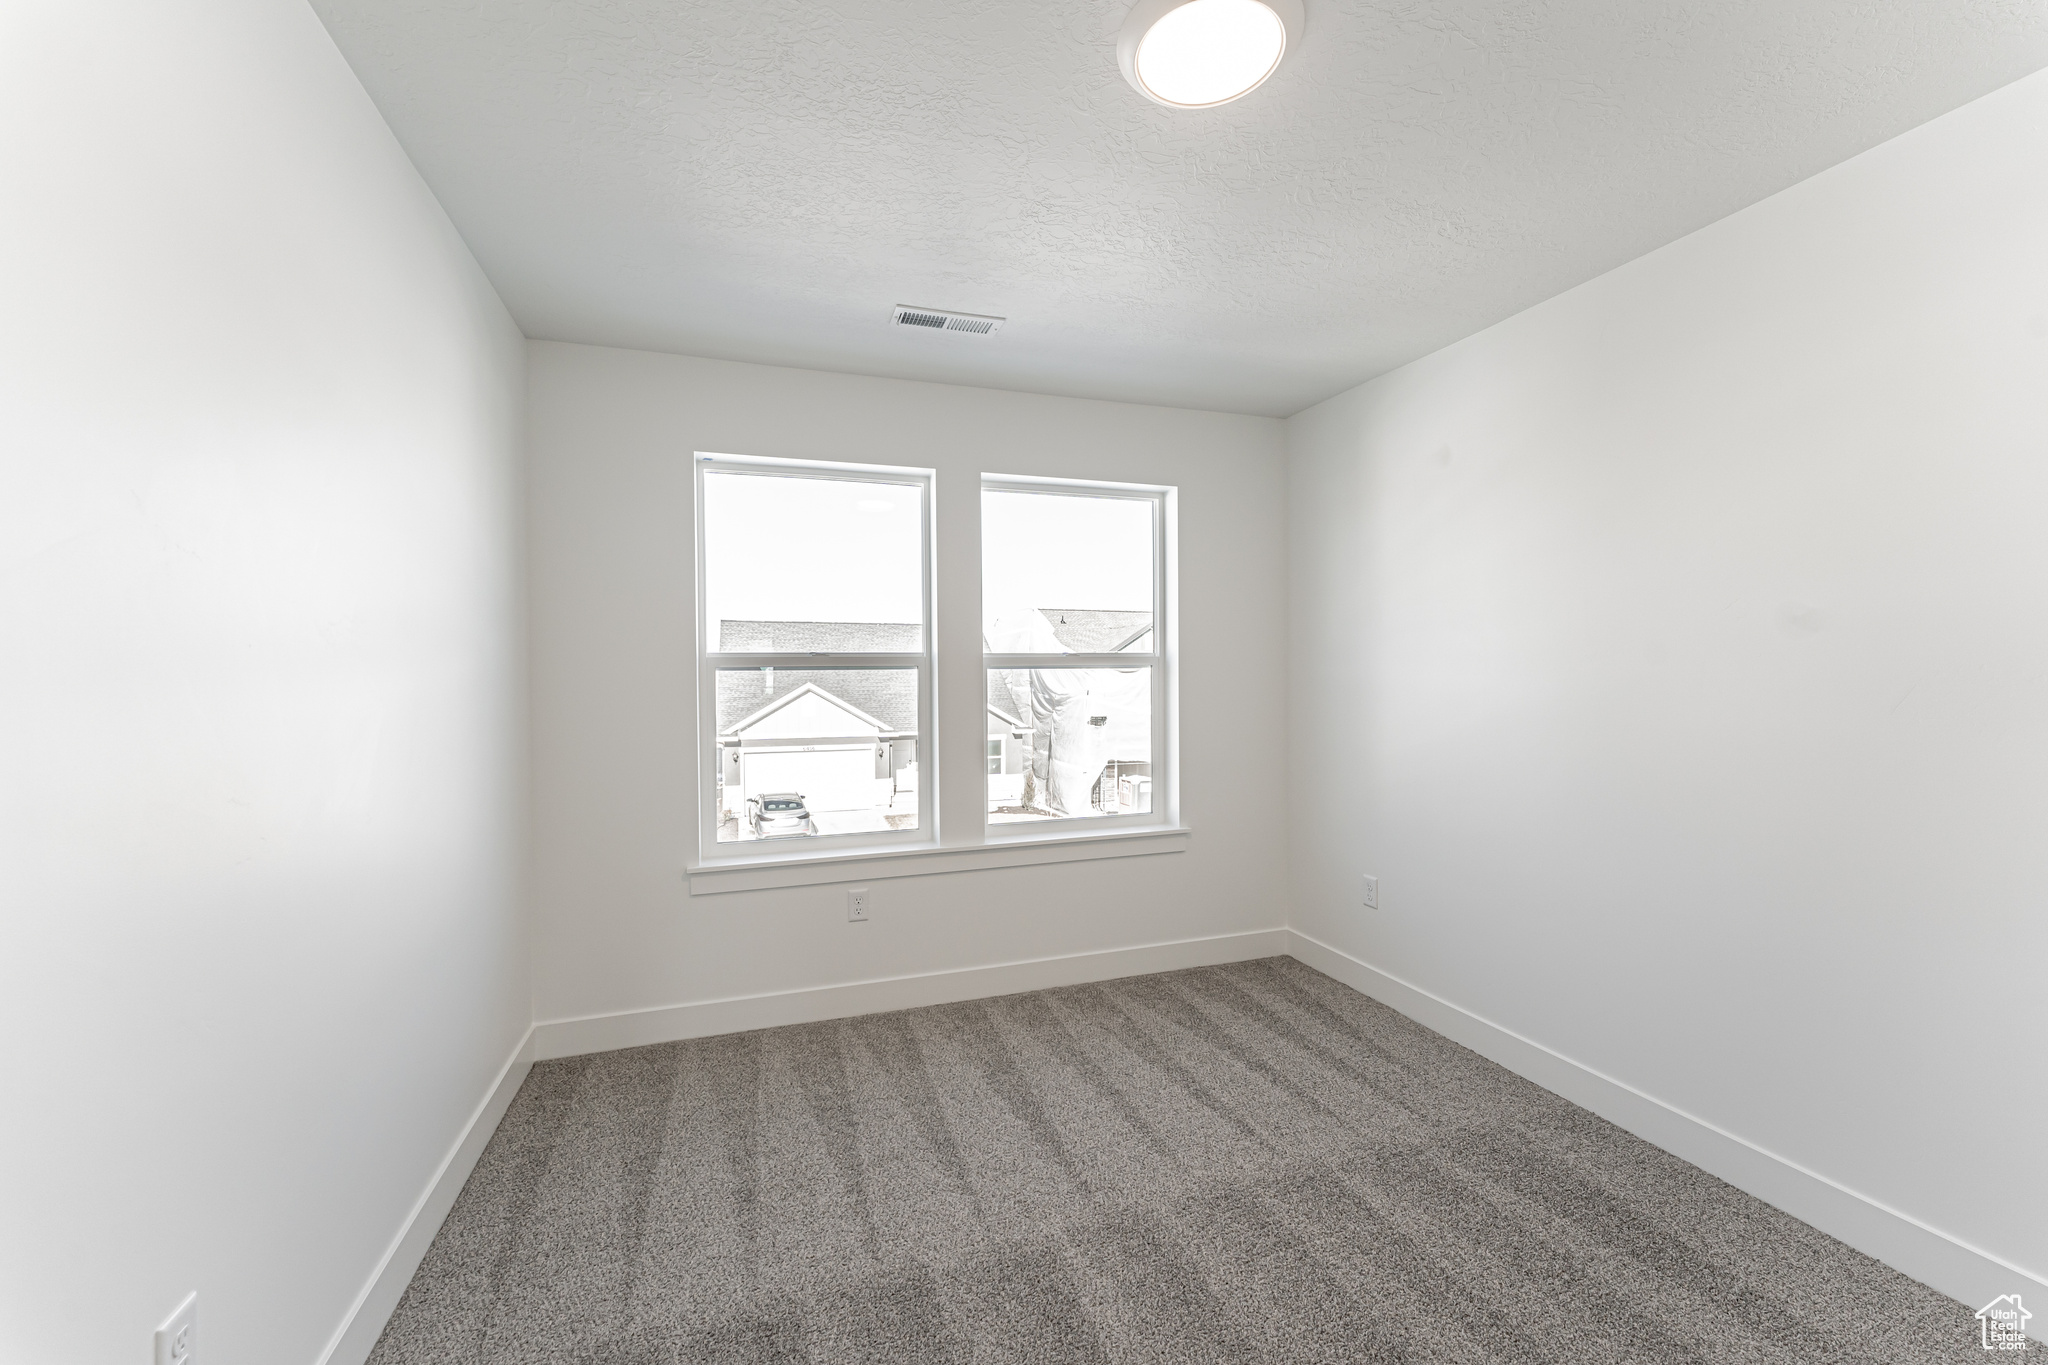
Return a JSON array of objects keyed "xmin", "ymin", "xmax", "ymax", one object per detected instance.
[
  {"xmin": 714, "ymin": 614, "xmax": 1147, "ymax": 737},
  {"xmin": 1035, "ymin": 609, "xmax": 1152, "ymax": 653},
  {"xmin": 718, "ymin": 667, "xmax": 918, "ymax": 735},
  {"xmin": 718, "ymin": 619, "xmax": 921, "ymax": 652},
  {"xmin": 988, "ymin": 671, "xmax": 1030, "ymax": 726}
]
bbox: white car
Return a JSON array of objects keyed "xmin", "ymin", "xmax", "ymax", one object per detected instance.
[{"xmin": 746, "ymin": 792, "xmax": 814, "ymax": 838}]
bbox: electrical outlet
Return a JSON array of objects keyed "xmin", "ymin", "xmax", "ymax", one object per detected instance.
[
  {"xmin": 155, "ymin": 1292, "xmax": 198, "ymax": 1365},
  {"xmin": 847, "ymin": 887, "xmax": 870, "ymax": 922},
  {"xmin": 1362, "ymin": 875, "xmax": 1378, "ymax": 909}
]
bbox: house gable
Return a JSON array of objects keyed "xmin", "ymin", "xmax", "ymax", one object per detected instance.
[
  {"xmin": 716, "ymin": 665, "xmax": 917, "ymax": 735},
  {"xmin": 729, "ymin": 683, "xmax": 886, "ymax": 742}
]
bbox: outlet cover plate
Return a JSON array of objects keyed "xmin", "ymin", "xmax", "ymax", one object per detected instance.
[
  {"xmin": 156, "ymin": 1292, "xmax": 198, "ymax": 1365},
  {"xmin": 847, "ymin": 887, "xmax": 870, "ymax": 922},
  {"xmin": 1362, "ymin": 875, "xmax": 1378, "ymax": 909}
]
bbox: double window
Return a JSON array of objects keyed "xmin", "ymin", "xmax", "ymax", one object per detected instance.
[{"xmin": 694, "ymin": 453, "xmax": 1172, "ymax": 865}]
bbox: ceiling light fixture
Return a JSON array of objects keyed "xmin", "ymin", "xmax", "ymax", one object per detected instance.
[{"xmin": 1118, "ymin": 0, "xmax": 1302, "ymax": 109}]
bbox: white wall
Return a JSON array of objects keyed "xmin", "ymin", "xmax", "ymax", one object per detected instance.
[
  {"xmin": 527, "ymin": 342, "xmax": 1286, "ymax": 1031},
  {"xmin": 0, "ymin": 3, "xmax": 528, "ymax": 1363},
  {"xmin": 1287, "ymin": 67, "xmax": 2048, "ymax": 1310}
]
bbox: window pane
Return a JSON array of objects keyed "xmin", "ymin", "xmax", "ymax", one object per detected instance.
[
  {"xmin": 705, "ymin": 471, "xmax": 923, "ymax": 653},
  {"xmin": 987, "ymin": 667, "xmax": 1151, "ymax": 823},
  {"xmin": 716, "ymin": 668, "xmax": 919, "ymax": 842},
  {"xmin": 982, "ymin": 490, "xmax": 1152, "ymax": 653}
]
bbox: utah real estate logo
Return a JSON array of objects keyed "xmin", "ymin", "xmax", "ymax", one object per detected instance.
[{"xmin": 1976, "ymin": 1295, "xmax": 2032, "ymax": 1353}]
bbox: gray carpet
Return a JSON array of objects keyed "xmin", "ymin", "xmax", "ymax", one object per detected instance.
[{"xmin": 369, "ymin": 958, "xmax": 1987, "ymax": 1363}]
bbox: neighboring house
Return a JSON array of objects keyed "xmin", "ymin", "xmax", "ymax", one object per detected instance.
[
  {"xmin": 997, "ymin": 609, "xmax": 1153, "ymax": 815},
  {"xmin": 986, "ymin": 673, "xmax": 1031, "ymax": 803},
  {"xmin": 986, "ymin": 662, "xmax": 1152, "ymax": 810},
  {"xmin": 721, "ymin": 682, "xmax": 902, "ymax": 814},
  {"xmin": 718, "ymin": 612, "xmax": 1152, "ymax": 817},
  {"xmin": 717, "ymin": 621, "xmax": 919, "ymax": 815}
]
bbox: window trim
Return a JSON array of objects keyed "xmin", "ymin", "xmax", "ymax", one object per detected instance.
[
  {"xmin": 686, "ymin": 456, "xmax": 1179, "ymax": 888},
  {"xmin": 693, "ymin": 452, "xmax": 937, "ymax": 867},
  {"xmin": 980, "ymin": 473, "xmax": 1175, "ymax": 840},
  {"xmin": 684, "ymin": 824, "xmax": 1191, "ymax": 895}
]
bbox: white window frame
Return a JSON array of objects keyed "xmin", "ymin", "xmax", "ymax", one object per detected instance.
[
  {"xmin": 693, "ymin": 452, "xmax": 936, "ymax": 866},
  {"xmin": 981, "ymin": 473, "xmax": 1176, "ymax": 842}
]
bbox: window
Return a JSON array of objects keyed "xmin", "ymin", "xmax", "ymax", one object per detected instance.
[
  {"xmin": 983, "ymin": 477, "xmax": 1167, "ymax": 830},
  {"xmin": 696, "ymin": 455, "xmax": 931, "ymax": 855},
  {"xmin": 694, "ymin": 456, "xmax": 1173, "ymax": 871}
]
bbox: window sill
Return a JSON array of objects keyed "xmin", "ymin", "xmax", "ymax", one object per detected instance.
[{"xmin": 685, "ymin": 825, "xmax": 1190, "ymax": 896}]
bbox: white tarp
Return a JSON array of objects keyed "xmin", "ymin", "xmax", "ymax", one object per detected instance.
[
  {"xmin": 986, "ymin": 609, "xmax": 1149, "ymax": 817},
  {"xmin": 1029, "ymin": 667, "xmax": 1148, "ymax": 815}
]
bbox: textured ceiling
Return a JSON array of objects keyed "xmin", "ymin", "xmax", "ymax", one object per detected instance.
[{"xmin": 310, "ymin": 0, "xmax": 2048, "ymax": 416}]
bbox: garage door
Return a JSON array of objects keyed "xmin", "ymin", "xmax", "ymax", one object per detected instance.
[{"xmin": 742, "ymin": 746, "xmax": 873, "ymax": 813}]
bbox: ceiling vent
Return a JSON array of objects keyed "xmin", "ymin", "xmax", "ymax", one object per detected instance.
[{"xmin": 893, "ymin": 305, "xmax": 1004, "ymax": 336}]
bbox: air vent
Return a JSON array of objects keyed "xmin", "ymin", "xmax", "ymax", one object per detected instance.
[{"xmin": 892, "ymin": 305, "xmax": 1004, "ymax": 337}]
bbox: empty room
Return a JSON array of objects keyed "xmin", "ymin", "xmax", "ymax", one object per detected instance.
[{"xmin": 4, "ymin": 0, "xmax": 2045, "ymax": 1361}]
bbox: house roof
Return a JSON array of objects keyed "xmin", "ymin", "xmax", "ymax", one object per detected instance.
[
  {"xmin": 987, "ymin": 671, "xmax": 1028, "ymax": 729},
  {"xmin": 727, "ymin": 681, "xmax": 891, "ymax": 737},
  {"xmin": 718, "ymin": 619, "xmax": 921, "ymax": 652},
  {"xmin": 1034, "ymin": 609, "xmax": 1152, "ymax": 653},
  {"xmin": 716, "ymin": 614, "xmax": 1149, "ymax": 737},
  {"xmin": 717, "ymin": 667, "xmax": 918, "ymax": 736},
  {"xmin": 723, "ymin": 611, "xmax": 1146, "ymax": 658}
]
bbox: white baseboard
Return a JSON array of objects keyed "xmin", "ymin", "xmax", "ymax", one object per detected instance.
[
  {"xmin": 316, "ymin": 1026, "xmax": 537, "ymax": 1365},
  {"xmin": 532, "ymin": 927, "xmax": 1291, "ymax": 1061},
  {"xmin": 1285, "ymin": 929, "xmax": 2046, "ymax": 1340}
]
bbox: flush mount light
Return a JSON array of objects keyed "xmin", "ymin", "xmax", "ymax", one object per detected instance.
[{"xmin": 1118, "ymin": 0, "xmax": 1303, "ymax": 109}]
